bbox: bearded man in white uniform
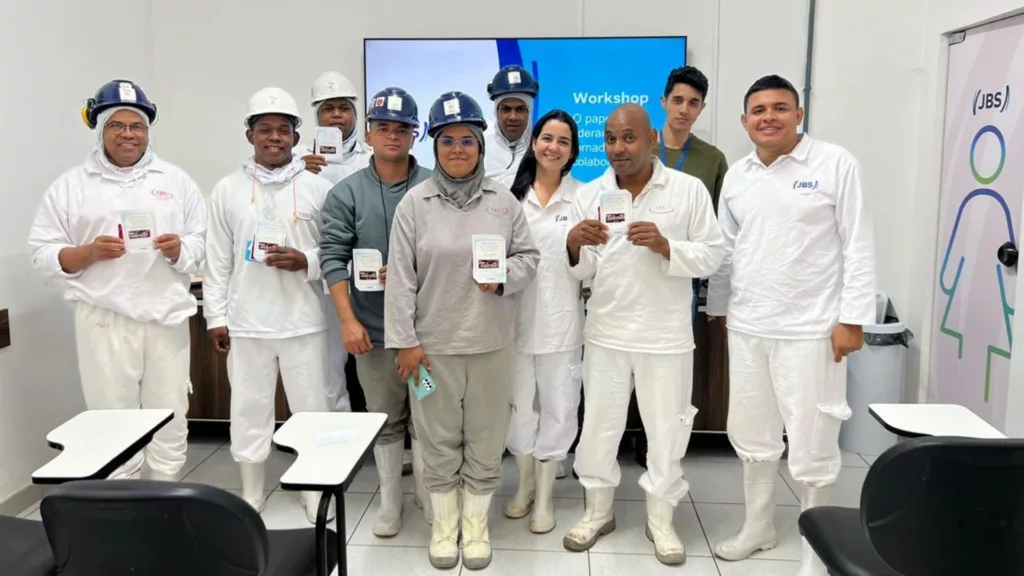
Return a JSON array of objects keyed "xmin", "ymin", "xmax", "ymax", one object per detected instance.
[
  {"xmin": 707, "ymin": 75, "xmax": 876, "ymax": 576},
  {"xmin": 28, "ymin": 79, "xmax": 206, "ymax": 481}
]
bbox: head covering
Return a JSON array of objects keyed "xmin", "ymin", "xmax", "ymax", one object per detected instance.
[
  {"xmin": 494, "ymin": 93, "xmax": 534, "ymax": 150},
  {"xmin": 93, "ymin": 105, "xmax": 155, "ymax": 183},
  {"xmin": 432, "ymin": 124, "xmax": 486, "ymax": 209}
]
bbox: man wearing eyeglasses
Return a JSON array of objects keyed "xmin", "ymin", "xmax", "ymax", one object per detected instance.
[{"xmin": 28, "ymin": 79, "xmax": 207, "ymax": 482}]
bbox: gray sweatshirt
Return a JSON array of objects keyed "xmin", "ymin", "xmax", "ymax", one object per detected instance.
[
  {"xmin": 320, "ymin": 156, "xmax": 431, "ymax": 345},
  {"xmin": 384, "ymin": 177, "xmax": 540, "ymax": 355}
]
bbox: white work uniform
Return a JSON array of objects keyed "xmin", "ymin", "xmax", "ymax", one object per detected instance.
[
  {"xmin": 706, "ymin": 135, "xmax": 876, "ymax": 488},
  {"xmin": 484, "ymin": 130, "xmax": 530, "ymax": 183},
  {"xmin": 502, "ymin": 176, "xmax": 585, "ymax": 461},
  {"xmin": 204, "ymin": 168, "xmax": 333, "ymax": 464},
  {"xmin": 27, "ymin": 152, "xmax": 206, "ymax": 478},
  {"xmin": 569, "ymin": 158, "xmax": 725, "ymax": 504},
  {"xmin": 297, "ymin": 139, "xmax": 370, "ymax": 413}
]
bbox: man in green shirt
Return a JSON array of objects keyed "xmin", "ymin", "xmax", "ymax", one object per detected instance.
[
  {"xmin": 653, "ymin": 66, "xmax": 728, "ymax": 209},
  {"xmin": 653, "ymin": 66, "xmax": 728, "ymax": 325}
]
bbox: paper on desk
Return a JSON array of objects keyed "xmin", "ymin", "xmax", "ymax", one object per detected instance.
[{"xmin": 313, "ymin": 430, "xmax": 360, "ymax": 446}]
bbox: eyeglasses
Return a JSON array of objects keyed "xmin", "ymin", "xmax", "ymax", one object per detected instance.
[
  {"xmin": 104, "ymin": 121, "xmax": 149, "ymax": 134},
  {"xmin": 438, "ymin": 136, "xmax": 478, "ymax": 149}
]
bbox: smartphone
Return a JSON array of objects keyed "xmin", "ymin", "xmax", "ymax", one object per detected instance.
[{"xmin": 408, "ymin": 364, "xmax": 436, "ymax": 400}]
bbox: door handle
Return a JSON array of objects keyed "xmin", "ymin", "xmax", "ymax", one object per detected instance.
[{"xmin": 997, "ymin": 241, "xmax": 1018, "ymax": 268}]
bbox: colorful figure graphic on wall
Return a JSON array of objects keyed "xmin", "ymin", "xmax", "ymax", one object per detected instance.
[{"xmin": 937, "ymin": 124, "xmax": 1015, "ymax": 404}]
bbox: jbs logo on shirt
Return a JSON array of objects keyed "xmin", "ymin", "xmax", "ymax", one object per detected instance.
[
  {"xmin": 649, "ymin": 205, "xmax": 675, "ymax": 214},
  {"xmin": 151, "ymin": 189, "xmax": 174, "ymax": 199},
  {"xmin": 294, "ymin": 211, "xmax": 314, "ymax": 221},
  {"xmin": 486, "ymin": 207, "xmax": 508, "ymax": 216},
  {"xmin": 555, "ymin": 214, "xmax": 569, "ymax": 223},
  {"xmin": 793, "ymin": 180, "xmax": 819, "ymax": 190}
]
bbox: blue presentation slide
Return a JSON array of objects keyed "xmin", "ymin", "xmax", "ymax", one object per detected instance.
[{"xmin": 364, "ymin": 37, "xmax": 687, "ymax": 182}]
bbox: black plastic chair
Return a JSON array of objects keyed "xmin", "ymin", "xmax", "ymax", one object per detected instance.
[
  {"xmin": 798, "ymin": 436, "xmax": 1024, "ymax": 576},
  {"xmin": 39, "ymin": 480, "xmax": 338, "ymax": 576},
  {"xmin": 0, "ymin": 515, "xmax": 55, "ymax": 575}
]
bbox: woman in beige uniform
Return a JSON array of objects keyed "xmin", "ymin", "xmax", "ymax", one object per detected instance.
[{"xmin": 384, "ymin": 90, "xmax": 540, "ymax": 571}]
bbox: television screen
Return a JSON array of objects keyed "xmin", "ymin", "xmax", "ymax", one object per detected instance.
[{"xmin": 364, "ymin": 36, "xmax": 688, "ymax": 183}]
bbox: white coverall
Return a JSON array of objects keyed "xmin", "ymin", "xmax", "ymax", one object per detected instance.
[
  {"xmin": 204, "ymin": 165, "xmax": 334, "ymax": 464},
  {"xmin": 483, "ymin": 93, "xmax": 533, "ymax": 182},
  {"xmin": 570, "ymin": 158, "xmax": 725, "ymax": 504},
  {"xmin": 706, "ymin": 135, "xmax": 876, "ymax": 487},
  {"xmin": 505, "ymin": 176, "xmax": 585, "ymax": 461},
  {"xmin": 28, "ymin": 151, "xmax": 207, "ymax": 479},
  {"xmin": 296, "ymin": 138, "xmax": 371, "ymax": 412}
]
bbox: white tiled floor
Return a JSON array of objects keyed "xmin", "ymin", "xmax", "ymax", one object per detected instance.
[{"xmin": 15, "ymin": 440, "xmax": 878, "ymax": 575}]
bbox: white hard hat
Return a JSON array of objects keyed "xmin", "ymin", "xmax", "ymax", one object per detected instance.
[
  {"xmin": 310, "ymin": 71, "xmax": 358, "ymax": 106},
  {"xmin": 244, "ymin": 87, "xmax": 302, "ymax": 128}
]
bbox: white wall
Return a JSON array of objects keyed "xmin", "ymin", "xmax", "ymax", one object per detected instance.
[{"xmin": 0, "ymin": 1, "xmax": 153, "ymax": 503}]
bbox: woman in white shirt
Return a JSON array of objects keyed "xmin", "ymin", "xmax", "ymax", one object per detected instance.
[{"xmin": 501, "ymin": 110, "xmax": 586, "ymax": 534}]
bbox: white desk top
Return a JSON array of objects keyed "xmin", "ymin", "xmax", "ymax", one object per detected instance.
[
  {"xmin": 273, "ymin": 412, "xmax": 387, "ymax": 491},
  {"xmin": 32, "ymin": 409, "xmax": 174, "ymax": 483},
  {"xmin": 869, "ymin": 403, "xmax": 1007, "ymax": 439}
]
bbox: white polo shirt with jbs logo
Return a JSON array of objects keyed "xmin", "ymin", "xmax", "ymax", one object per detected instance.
[{"xmin": 706, "ymin": 135, "xmax": 876, "ymax": 340}]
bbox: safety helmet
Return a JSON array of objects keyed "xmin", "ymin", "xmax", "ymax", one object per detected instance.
[
  {"xmin": 427, "ymin": 91, "xmax": 488, "ymax": 137},
  {"xmin": 244, "ymin": 87, "xmax": 302, "ymax": 129},
  {"xmin": 311, "ymin": 71, "xmax": 359, "ymax": 106},
  {"xmin": 366, "ymin": 87, "xmax": 419, "ymax": 127},
  {"xmin": 486, "ymin": 65, "xmax": 539, "ymax": 100},
  {"xmin": 81, "ymin": 79, "xmax": 158, "ymax": 129}
]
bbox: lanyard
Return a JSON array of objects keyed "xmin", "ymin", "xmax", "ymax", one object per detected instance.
[{"xmin": 660, "ymin": 131, "xmax": 693, "ymax": 172}]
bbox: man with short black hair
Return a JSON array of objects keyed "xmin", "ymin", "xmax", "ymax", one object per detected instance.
[{"xmin": 707, "ymin": 74, "xmax": 876, "ymax": 576}]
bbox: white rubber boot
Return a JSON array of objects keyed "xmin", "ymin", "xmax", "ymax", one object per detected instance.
[
  {"xmin": 504, "ymin": 455, "xmax": 536, "ymax": 519},
  {"xmin": 462, "ymin": 491, "xmax": 494, "ymax": 570},
  {"xmin": 713, "ymin": 460, "xmax": 779, "ymax": 561},
  {"xmin": 301, "ymin": 491, "xmax": 336, "ymax": 524},
  {"xmin": 563, "ymin": 487, "xmax": 616, "ymax": 551},
  {"xmin": 556, "ymin": 460, "xmax": 567, "ymax": 479},
  {"xmin": 428, "ymin": 491, "xmax": 460, "ymax": 569},
  {"xmin": 372, "ymin": 441, "xmax": 405, "ymax": 537},
  {"xmin": 239, "ymin": 461, "xmax": 266, "ymax": 512},
  {"xmin": 411, "ymin": 438, "xmax": 433, "ymax": 525},
  {"xmin": 645, "ymin": 494, "xmax": 686, "ymax": 565},
  {"xmin": 796, "ymin": 485, "xmax": 834, "ymax": 576},
  {"xmin": 531, "ymin": 459, "xmax": 558, "ymax": 533}
]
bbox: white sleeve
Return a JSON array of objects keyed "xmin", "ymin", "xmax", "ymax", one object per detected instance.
[
  {"xmin": 202, "ymin": 184, "xmax": 234, "ymax": 330},
  {"xmin": 706, "ymin": 189, "xmax": 738, "ymax": 317},
  {"xmin": 302, "ymin": 181, "xmax": 330, "ymax": 283},
  {"xmin": 660, "ymin": 180, "xmax": 725, "ymax": 279},
  {"xmin": 834, "ymin": 156, "xmax": 877, "ymax": 325},
  {"xmin": 170, "ymin": 175, "xmax": 207, "ymax": 274},
  {"xmin": 566, "ymin": 188, "xmax": 598, "ymax": 281},
  {"xmin": 27, "ymin": 178, "xmax": 82, "ymax": 279}
]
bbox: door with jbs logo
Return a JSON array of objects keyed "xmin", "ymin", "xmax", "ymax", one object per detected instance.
[{"xmin": 931, "ymin": 14, "xmax": 1024, "ymax": 430}]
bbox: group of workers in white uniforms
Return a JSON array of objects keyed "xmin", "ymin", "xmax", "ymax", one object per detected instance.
[{"xmin": 27, "ymin": 68, "xmax": 874, "ymax": 576}]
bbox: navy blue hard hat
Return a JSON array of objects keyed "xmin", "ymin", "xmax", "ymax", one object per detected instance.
[
  {"xmin": 486, "ymin": 65, "xmax": 539, "ymax": 100},
  {"xmin": 81, "ymin": 79, "xmax": 158, "ymax": 129},
  {"xmin": 427, "ymin": 91, "xmax": 488, "ymax": 137},
  {"xmin": 366, "ymin": 87, "xmax": 419, "ymax": 127}
]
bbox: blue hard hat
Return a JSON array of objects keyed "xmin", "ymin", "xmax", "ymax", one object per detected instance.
[
  {"xmin": 81, "ymin": 79, "xmax": 158, "ymax": 129},
  {"xmin": 366, "ymin": 87, "xmax": 419, "ymax": 127},
  {"xmin": 486, "ymin": 65, "xmax": 539, "ymax": 100},
  {"xmin": 427, "ymin": 91, "xmax": 488, "ymax": 137}
]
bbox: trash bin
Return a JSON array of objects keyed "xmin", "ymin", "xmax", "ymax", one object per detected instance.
[{"xmin": 839, "ymin": 293, "xmax": 914, "ymax": 456}]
